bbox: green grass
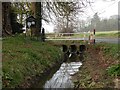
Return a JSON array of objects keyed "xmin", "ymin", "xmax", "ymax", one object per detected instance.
[
  {"xmin": 94, "ymin": 43, "xmax": 120, "ymax": 77},
  {"xmin": 71, "ymin": 31, "xmax": 119, "ymax": 38},
  {"xmin": 107, "ymin": 64, "xmax": 120, "ymax": 77},
  {"xmin": 2, "ymin": 36, "xmax": 62, "ymax": 88},
  {"xmin": 94, "ymin": 43, "xmax": 119, "ymax": 59},
  {"xmin": 95, "ymin": 31, "xmax": 119, "ymax": 38}
]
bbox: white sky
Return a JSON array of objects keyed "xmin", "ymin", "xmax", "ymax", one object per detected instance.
[
  {"xmin": 83, "ymin": 0, "xmax": 119, "ymax": 19},
  {"xmin": 43, "ymin": 0, "xmax": 120, "ymax": 33}
]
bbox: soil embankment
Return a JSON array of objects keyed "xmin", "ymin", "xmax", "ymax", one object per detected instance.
[{"xmin": 72, "ymin": 44, "xmax": 119, "ymax": 88}]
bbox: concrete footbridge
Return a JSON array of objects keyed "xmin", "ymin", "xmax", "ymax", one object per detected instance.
[{"xmin": 45, "ymin": 31, "xmax": 96, "ymax": 43}]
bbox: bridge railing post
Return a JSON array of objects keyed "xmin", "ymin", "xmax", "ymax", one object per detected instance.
[
  {"xmin": 93, "ymin": 29, "xmax": 95, "ymax": 44},
  {"xmin": 41, "ymin": 28, "xmax": 45, "ymax": 42},
  {"xmin": 83, "ymin": 32, "xmax": 86, "ymax": 42},
  {"xmin": 88, "ymin": 29, "xmax": 95, "ymax": 44}
]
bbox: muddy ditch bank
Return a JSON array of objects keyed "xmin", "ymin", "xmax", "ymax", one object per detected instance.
[{"xmin": 72, "ymin": 44, "xmax": 119, "ymax": 88}]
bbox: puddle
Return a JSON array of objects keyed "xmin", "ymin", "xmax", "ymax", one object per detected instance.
[{"xmin": 44, "ymin": 62, "xmax": 82, "ymax": 88}]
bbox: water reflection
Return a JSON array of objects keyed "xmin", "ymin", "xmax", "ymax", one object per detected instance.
[{"xmin": 44, "ymin": 62, "xmax": 82, "ymax": 88}]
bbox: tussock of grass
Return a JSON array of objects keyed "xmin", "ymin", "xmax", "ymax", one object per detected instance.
[
  {"xmin": 107, "ymin": 64, "xmax": 120, "ymax": 76},
  {"xmin": 2, "ymin": 36, "xmax": 61, "ymax": 88}
]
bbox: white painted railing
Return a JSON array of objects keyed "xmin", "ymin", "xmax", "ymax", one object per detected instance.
[
  {"xmin": 45, "ymin": 29, "xmax": 96, "ymax": 44},
  {"xmin": 45, "ymin": 32, "xmax": 88, "ymax": 41}
]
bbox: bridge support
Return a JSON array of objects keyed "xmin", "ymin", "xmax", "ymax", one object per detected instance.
[
  {"xmin": 62, "ymin": 45, "xmax": 86, "ymax": 62},
  {"xmin": 69, "ymin": 45, "xmax": 77, "ymax": 54},
  {"xmin": 62, "ymin": 45, "xmax": 69, "ymax": 53},
  {"xmin": 88, "ymin": 29, "xmax": 96, "ymax": 44},
  {"xmin": 62, "ymin": 45, "xmax": 69, "ymax": 62},
  {"xmin": 79, "ymin": 45, "xmax": 86, "ymax": 53}
]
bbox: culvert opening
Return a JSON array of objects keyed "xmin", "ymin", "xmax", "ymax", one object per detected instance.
[
  {"xmin": 62, "ymin": 45, "xmax": 68, "ymax": 53},
  {"xmin": 69, "ymin": 45, "xmax": 77, "ymax": 53},
  {"xmin": 79, "ymin": 45, "xmax": 86, "ymax": 53}
]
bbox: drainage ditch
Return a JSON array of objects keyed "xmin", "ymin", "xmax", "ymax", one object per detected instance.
[{"xmin": 42, "ymin": 44, "xmax": 86, "ymax": 88}]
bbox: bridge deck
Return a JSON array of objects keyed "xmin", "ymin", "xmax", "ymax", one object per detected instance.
[{"xmin": 45, "ymin": 38, "xmax": 88, "ymax": 41}]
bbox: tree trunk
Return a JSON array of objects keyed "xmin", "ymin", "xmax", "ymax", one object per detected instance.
[
  {"xmin": 2, "ymin": 2, "xmax": 12, "ymax": 36},
  {"xmin": 0, "ymin": 2, "xmax": 2, "ymax": 37},
  {"xmin": 35, "ymin": 2, "xmax": 42, "ymax": 40},
  {"xmin": 31, "ymin": 2, "xmax": 36, "ymax": 37},
  {"xmin": 31, "ymin": 2, "xmax": 42, "ymax": 40}
]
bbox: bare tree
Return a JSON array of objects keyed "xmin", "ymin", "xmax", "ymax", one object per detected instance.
[
  {"xmin": 44, "ymin": 1, "xmax": 90, "ymax": 33},
  {"xmin": 11, "ymin": 2, "xmax": 31, "ymax": 24}
]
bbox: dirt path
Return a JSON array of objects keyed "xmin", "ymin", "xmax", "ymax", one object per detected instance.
[{"xmin": 72, "ymin": 45, "xmax": 119, "ymax": 88}]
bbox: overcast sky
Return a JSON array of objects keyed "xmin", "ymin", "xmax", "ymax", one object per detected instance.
[{"xmin": 83, "ymin": 0, "xmax": 119, "ymax": 19}]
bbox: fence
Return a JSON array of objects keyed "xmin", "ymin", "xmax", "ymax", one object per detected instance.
[{"xmin": 45, "ymin": 29, "xmax": 96, "ymax": 44}]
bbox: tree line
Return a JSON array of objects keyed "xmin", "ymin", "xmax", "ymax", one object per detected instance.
[
  {"xmin": 79, "ymin": 13, "xmax": 118, "ymax": 32},
  {"xmin": 3, "ymin": 1, "xmax": 117, "ymax": 39}
]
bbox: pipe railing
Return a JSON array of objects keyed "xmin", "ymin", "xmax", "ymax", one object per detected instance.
[{"xmin": 45, "ymin": 29, "xmax": 95, "ymax": 44}]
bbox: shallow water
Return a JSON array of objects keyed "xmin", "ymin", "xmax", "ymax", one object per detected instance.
[{"xmin": 44, "ymin": 62, "xmax": 82, "ymax": 88}]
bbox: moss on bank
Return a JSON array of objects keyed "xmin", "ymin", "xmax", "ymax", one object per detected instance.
[{"xmin": 2, "ymin": 36, "xmax": 62, "ymax": 88}]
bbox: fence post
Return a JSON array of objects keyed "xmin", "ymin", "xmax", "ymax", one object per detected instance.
[
  {"xmin": 93, "ymin": 29, "xmax": 95, "ymax": 44},
  {"xmin": 83, "ymin": 32, "xmax": 86, "ymax": 42},
  {"xmin": 88, "ymin": 29, "xmax": 95, "ymax": 44},
  {"xmin": 88, "ymin": 31, "xmax": 90, "ymax": 44},
  {"xmin": 41, "ymin": 28, "xmax": 45, "ymax": 42}
]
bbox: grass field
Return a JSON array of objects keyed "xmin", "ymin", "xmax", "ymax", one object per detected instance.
[
  {"xmin": 46, "ymin": 31, "xmax": 119, "ymax": 39},
  {"xmin": 95, "ymin": 31, "xmax": 119, "ymax": 38},
  {"xmin": 2, "ymin": 36, "xmax": 61, "ymax": 88}
]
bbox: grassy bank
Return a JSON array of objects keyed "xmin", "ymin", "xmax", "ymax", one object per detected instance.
[
  {"xmin": 94, "ymin": 43, "xmax": 120, "ymax": 77},
  {"xmin": 71, "ymin": 31, "xmax": 119, "ymax": 38},
  {"xmin": 72, "ymin": 43, "xmax": 120, "ymax": 88},
  {"xmin": 2, "ymin": 36, "xmax": 62, "ymax": 88},
  {"xmin": 96, "ymin": 31, "xmax": 119, "ymax": 38},
  {"xmin": 94, "ymin": 43, "xmax": 119, "ymax": 59}
]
